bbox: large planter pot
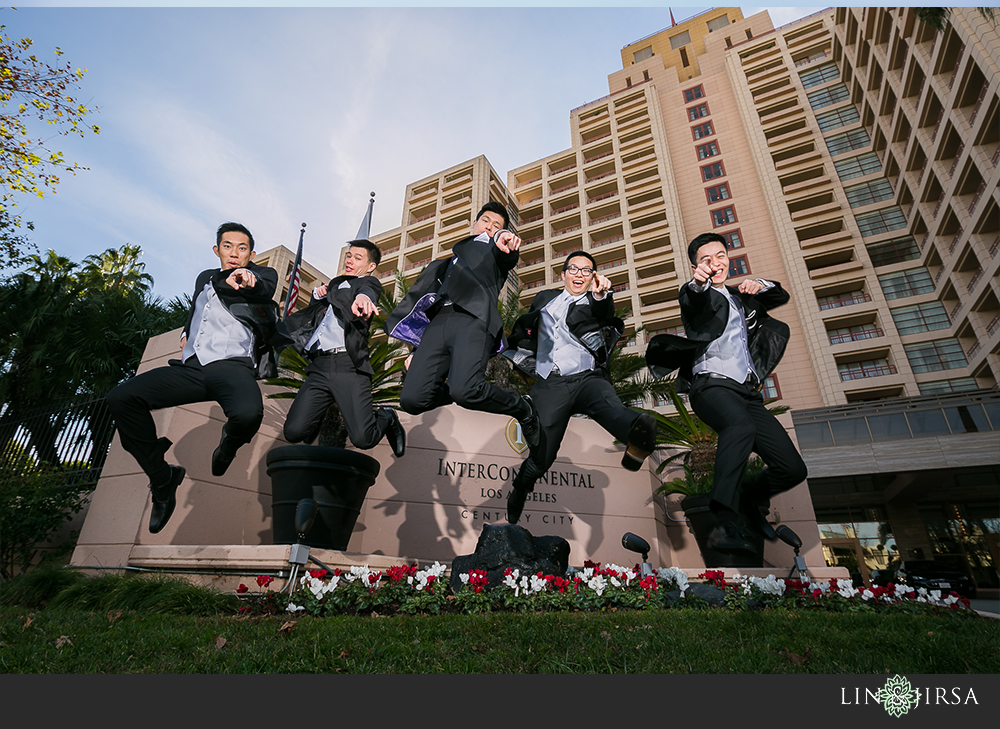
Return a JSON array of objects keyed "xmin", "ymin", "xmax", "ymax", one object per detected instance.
[
  {"xmin": 266, "ymin": 445, "xmax": 381, "ymax": 550},
  {"xmin": 681, "ymin": 494, "xmax": 764, "ymax": 569}
]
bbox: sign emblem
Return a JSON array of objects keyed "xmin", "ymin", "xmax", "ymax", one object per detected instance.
[{"xmin": 505, "ymin": 418, "xmax": 528, "ymax": 454}]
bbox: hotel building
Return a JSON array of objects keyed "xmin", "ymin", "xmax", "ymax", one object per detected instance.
[{"xmin": 353, "ymin": 7, "xmax": 999, "ymax": 593}]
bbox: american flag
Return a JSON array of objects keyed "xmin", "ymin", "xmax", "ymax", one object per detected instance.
[{"xmin": 282, "ymin": 224, "xmax": 305, "ymax": 320}]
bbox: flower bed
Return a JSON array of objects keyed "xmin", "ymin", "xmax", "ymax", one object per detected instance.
[{"xmin": 234, "ymin": 562, "xmax": 977, "ymax": 618}]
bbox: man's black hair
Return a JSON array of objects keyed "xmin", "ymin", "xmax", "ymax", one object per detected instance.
[
  {"xmin": 347, "ymin": 239, "xmax": 382, "ymax": 268},
  {"xmin": 562, "ymin": 250, "xmax": 597, "ymax": 271},
  {"xmin": 687, "ymin": 232, "xmax": 728, "ymax": 264},
  {"xmin": 217, "ymin": 222, "xmax": 256, "ymax": 251},
  {"xmin": 476, "ymin": 201, "xmax": 510, "ymax": 231}
]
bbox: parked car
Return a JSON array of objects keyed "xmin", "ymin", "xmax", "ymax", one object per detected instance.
[{"xmin": 891, "ymin": 560, "xmax": 977, "ymax": 599}]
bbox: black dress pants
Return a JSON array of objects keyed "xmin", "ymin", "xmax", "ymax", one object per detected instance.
[
  {"xmin": 517, "ymin": 369, "xmax": 639, "ymax": 490},
  {"xmin": 106, "ymin": 357, "xmax": 263, "ymax": 480},
  {"xmin": 400, "ymin": 305, "xmax": 522, "ymax": 418},
  {"xmin": 283, "ymin": 351, "xmax": 391, "ymax": 449},
  {"xmin": 688, "ymin": 375, "xmax": 807, "ymax": 514}
]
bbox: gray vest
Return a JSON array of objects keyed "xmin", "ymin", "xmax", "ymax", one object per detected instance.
[
  {"xmin": 182, "ymin": 282, "xmax": 255, "ymax": 365},
  {"xmin": 536, "ymin": 291, "xmax": 595, "ymax": 379},
  {"xmin": 691, "ymin": 285, "xmax": 758, "ymax": 383}
]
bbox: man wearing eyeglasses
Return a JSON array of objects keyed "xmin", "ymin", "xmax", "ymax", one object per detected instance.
[{"xmin": 502, "ymin": 250, "xmax": 657, "ymax": 524}]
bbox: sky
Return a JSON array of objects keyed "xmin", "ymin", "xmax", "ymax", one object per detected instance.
[{"xmin": 5, "ymin": 4, "xmax": 825, "ymax": 300}]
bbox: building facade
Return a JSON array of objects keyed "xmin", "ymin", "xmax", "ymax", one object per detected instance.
[{"xmin": 361, "ymin": 7, "xmax": 999, "ymax": 593}]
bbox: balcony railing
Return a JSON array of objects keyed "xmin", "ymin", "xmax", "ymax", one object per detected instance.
[
  {"xmin": 591, "ymin": 234, "xmax": 624, "ymax": 249},
  {"xmin": 987, "ymin": 313, "xmax": 1000, "ymax": 337},
  {"xmin": 585, "ymin": 170, "xmax": 616, "ymax": 183},
  {"xmin": 404, "ymin": 257, "xmax": 430, "ymax": 271},
  {"xmin": 523, "ymin": 279, "xmax": 547, "ymax": 290},
  {"xmin": 549, "ymin": 162, "xmax": 576, "ymax": 175},
  {"xmin": 596, "ymin": 258, "xmax": 627, "ymax": 272},
  {"xmin": 818, "ymin": 292, "xmax": 872, "ymax": 310},
  {"xmin": 588, "ymin": 191, "xmax": 618, "ymax": 204},
  {"xmin": 520, "ymin": 214, "xmax": 543, "ymax": 224},
  {"xmin": 839, "ymin": 363, "xmax": 898, "ymax": 381},
  {"xmin": 590, "ymin": 212, "xmax": 622, "ymax": 226},
  {"xmin": 552, "ymin": 224, "xmax": 582, "ymax": 237},
  {"xmin": 829, "ymin": 327, "xmax": 884, "ymax": 345},
  {"xmin": 409, "ymin": 234, "xmax": 433, "ymax": 246},
  {"xmin": 550, "ymin": 182, "xmax": 579, "ymax": 195},
  {"xmin": 966, "ymin": 341, "xmax": 982, "ymax": 359},
  {"xmin": 552, "ymin": 202, "xmax": 580, "ymax": 215},
  {"xmin": 584, "ymin": 150, "xmax": 614, "ymax": 165},
  {"xmin": 516, "ymin": 256, "xmax": 544, "ymax": 269},
  {"xmin": 967, "ymin": 267, "xmax": 983, "ymax": 293}
]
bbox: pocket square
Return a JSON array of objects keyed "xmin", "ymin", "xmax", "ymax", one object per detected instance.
[{"xmin": 338, "ymin": 280, "xmax": 351, "ymax": 290}]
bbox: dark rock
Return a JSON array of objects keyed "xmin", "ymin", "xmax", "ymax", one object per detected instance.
[
  {"xmin": 684, "ymin": 582, "xmax": 728, "ymax": 606},
  {"xmin": 449, "ymin": 523, "xmax": 570, "ymax": 593}
]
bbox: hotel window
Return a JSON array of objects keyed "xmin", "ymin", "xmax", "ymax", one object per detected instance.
[
  {"xmin": 722, "ymin": 229, "xmax": 744, "ymax": 250},
  {"xmin": 816, "ymin": 105, "xmax": 861, "ymax": 132},
  {"xmin": 807, "ymin": 83, "xmax": 850, "ymax": 110},
  {"xmin": 688, "ymin": 103, "xmax": 710, "ymax": 121},
  {"xmin": 917, "ymin": 378, "xmax": 979, "ymax": 395},
  {"xmin": 626, "ymin": 77, "xmax": 632, "ymax": 88},
  {"xmin": 684, "ymin": 85, "xmax": 705, "ymax": 103},
  {"xmin": 845, "ymin": 179, "xmax": 894, "ymax": 208},
  {"xmin": 904, "ymin": 338, "xmax": 968, "ymax": 373},
  {"xmin": 670, "ymin": 31, "xmax": 692, "ymax": 50},
  {"xmin": 878, "ymin": 268, "xmax": 935, "ymax": 299},
  {"xmin": 706, "ymin": 183, "xmax": 730, "ymax": 203},
  {"xmin": 692, "ymin": 122, "xmax": 714, "ymax": 140},
  {"xmin": 633, "ymin": 46, "xmax": 653, "ymax": 63},
  {"xmin": 701, "ymin": 162, "xmax": 726, "ymax": 181},
  {"xmin": 706, "ymin": 14, "xmax": 730, "ymax": 33},
  {"xmin": 800, "ymin": 61, "xmax": 840, "ymax": 88},
  {"xmin": 866, "ymin": 235, "xmax": 920, "ymax": 267},
  {"xmin": 697, "ymin": 141, "xmax": 720, "ymax": 160},
  {"xmin": 643, "ymin": 70, "xmax": 650, "ymax": 81},
  {"xmin": 728, "ymin": 255, "xmax": 750, "ymax": 276},
  {"xmin": 890, "ymin": 301, "xmax": 950, "ymax": 335},
  {"xmin": 835, "ymin": 152, "xmax": 882, "ymax": 181},
  {"xmin": 762, "ymin": 374, "xmax": 781, "ymax": 401},
  {"xmin": 712, "ymin": 206, "xmax": 737, "ymax": 227},
  {"xmin": 825, "ymin": 128, "xmax": 871, "ymax": 156},
  {"xmin": 680, "ymin": 48, "xmax": 690, "ymax": 67},
  {"xmin": 856, "ymin": 206, "xmax": 906, "ymax": 237}
]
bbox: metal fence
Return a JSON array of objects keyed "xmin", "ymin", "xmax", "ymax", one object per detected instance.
[{"xmin": 0, "ymin": 394, "xmax": 114, "ymax": 490}]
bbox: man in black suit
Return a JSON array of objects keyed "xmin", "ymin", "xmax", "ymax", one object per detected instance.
[
  {"xmin": 645, "ymin": 232, "xmax": 807, "ymax": 555},
  {"xmin": 275, "ymin": 239, "xmax": 405, "ymax": 457},
  {"xmin": 106, "ymin": 222, "xmax": 279, "ymax": 534},
  {"xmin": 385, "ymin": 201, "xmax": 541, "ymax": 451},
  {"xmin": 503, "ymin": 251, "xmax": 657, "ymax": 524}
]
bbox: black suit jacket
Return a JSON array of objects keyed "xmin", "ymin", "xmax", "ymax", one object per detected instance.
[
  {"xmin": 385, "ymin": 232, "xmax": 519, "ymax": 346},
  {"xmin": 274, "ymin": 274, "xmax": 382, "ymax": 376},
  {"xmin": 505, "ymin": 288, "xmax": 623, "ymax": 380},
  {"xmin": 645, "ymin": 280, "xmax": 790, "ymax": 392},
  {"xmin": 182, "ymin": 261, "xmax": 279, "ymax": 377}
]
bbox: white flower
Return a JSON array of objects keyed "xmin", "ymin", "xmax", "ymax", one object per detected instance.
[
  {"xmin": 459, "ymin": 573, "xmax": 471, "ymax": 585},
  {"xmin": 413, "ymin": 561, "xmax": 446, "ymax": 591},
  {"xmin": 861, "ymin": 588, "xmax": 874, "ymax": 601},
  {"xmin": 587, "ymin": 574, "xmax": 608, "ymax": 596},
  {"xmin": 286, "ymin": 602, "xmax": 305, "ymax": 613},
  {"xmin": 529, "ymin": 574, "xmax": 548, "ymax": 594},
  {"xmin": 657, "ymin": 567, "xmax": 689, "ymax": 596}
]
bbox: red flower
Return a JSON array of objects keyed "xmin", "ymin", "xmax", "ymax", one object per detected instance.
[
  {"xmin": 256, "ymin": 574, "xmax": 274, "ymax": 588},
  {"xmin": 308, "ymin": 568, "xmax": 327, "ymax": 579},
  {"xmin": 236, "ymin": 584, "xmax": 249, "ymax": 594}
]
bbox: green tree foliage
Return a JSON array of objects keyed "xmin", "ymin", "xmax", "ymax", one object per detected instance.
[
  {"xmin": 1, "ymin": 20, "xmax": 100, "ymax": 268},
  {"xmin": 0, "ymin": 244, "xmax": 188, "ymax": 457},
  {"xmin": 913, "ymin": 7, "xmax": 996, "ymax": 32}
]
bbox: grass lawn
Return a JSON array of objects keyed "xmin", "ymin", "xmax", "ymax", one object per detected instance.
[{"xmin": 2, "ymin": 568, "xmax": 997, "ymax": 674}]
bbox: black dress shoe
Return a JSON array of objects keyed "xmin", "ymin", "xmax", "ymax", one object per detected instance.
[
  {"xmin": 517, "ymin": 395, "xmax": 541, "ymax": 451},
  {"xmin": 383, "ymin": 408, "xmax": 406, "ymax": 458},
  {"xmin": 507, "ymin": 485, "xmax": 528, "ymax": 525},
  {"xmin": 706, "ymin": 519, "xmax": 756, "ymax": 555},
  {"xmin": 212, "ymin": 444, "xmax": 237, "ymax": 477},
  {"xmin": 507, "ymin": 467, "xmax": 534, "ymax": 524},
  {"xmin": 741, "ymin": 497, "xmax": 778, "ymax": 541},
  {"xmin": 149, "ymin": 465, "xmax": 184, "ymax": 534},
  {"xmin": 621, "ymin": 412, "xmax": 657, "ymax": 472}
]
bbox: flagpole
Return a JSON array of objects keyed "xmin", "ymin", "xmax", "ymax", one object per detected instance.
[
  {"xmin": 282, "ymin": 222, "xmax": 306, "ymax": 320},
  {"xmin": 356, "ymin": 191, "xmax": 375, "ymax": 240}
]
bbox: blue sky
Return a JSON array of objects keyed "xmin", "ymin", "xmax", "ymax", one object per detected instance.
[{"xmin": 6, "ymin": 5, "xmax": 823, "ymax": 300}]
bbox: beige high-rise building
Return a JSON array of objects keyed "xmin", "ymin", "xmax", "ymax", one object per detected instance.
[{"xmin": 364, "ymin": 7, "xmax": 999, "ymax": 594}]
